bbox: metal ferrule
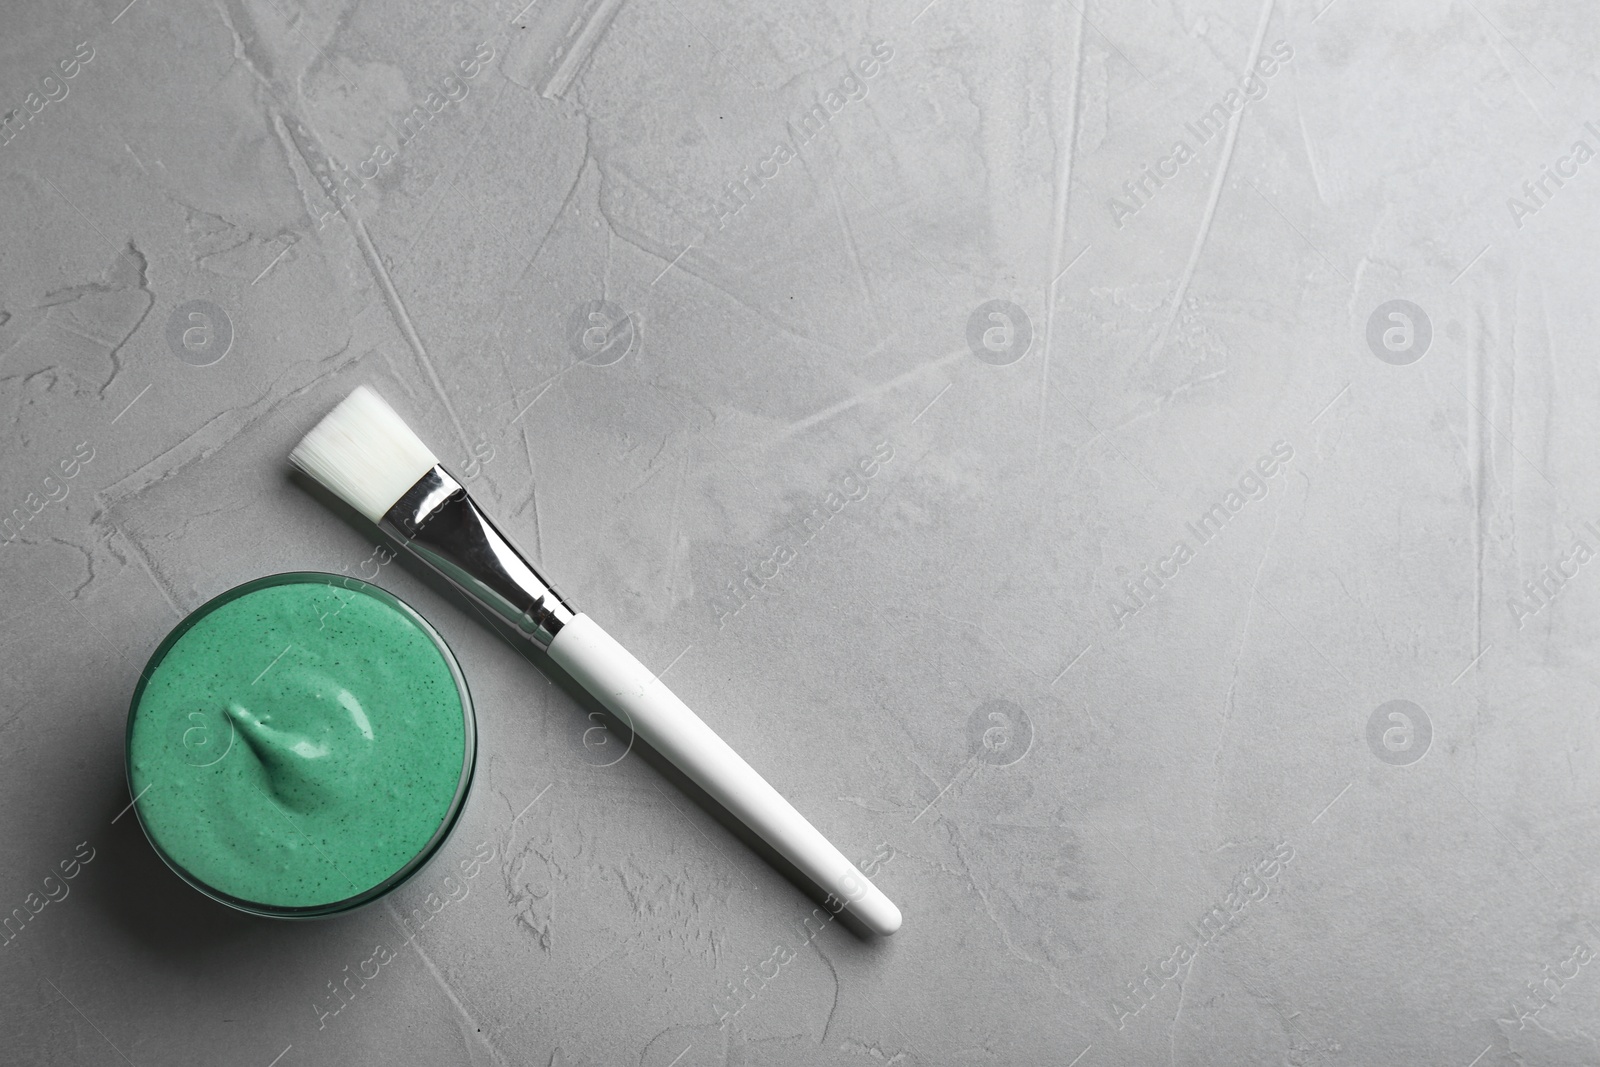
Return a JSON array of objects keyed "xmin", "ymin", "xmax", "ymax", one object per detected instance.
[{"xmin": 380, "ymin": 465, "xmax": 575, "ymax": 650}]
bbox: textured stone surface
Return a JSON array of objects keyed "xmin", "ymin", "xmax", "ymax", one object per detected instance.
[{"xmin": 3, "ymin": 0, "xmax": 1600, "ymax": 1064}]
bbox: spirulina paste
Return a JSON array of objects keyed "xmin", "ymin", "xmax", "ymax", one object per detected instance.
[{"xmin": 126, "ymin": 573, "xmax": 474, "ymax": 916}]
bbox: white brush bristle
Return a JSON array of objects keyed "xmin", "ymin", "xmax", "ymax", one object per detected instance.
[{"xmin": 290, "ymin": 386, "xmax": 438, "ymax": 523}]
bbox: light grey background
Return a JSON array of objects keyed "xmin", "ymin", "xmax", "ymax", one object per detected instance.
[{"xmin": 3, "ymin": 0, "xmax": 1599, "ymax": 1063}]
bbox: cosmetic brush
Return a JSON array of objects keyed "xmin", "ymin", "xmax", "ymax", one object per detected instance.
[{"xmin": 290, "ymin": 386, "xmax": 902, "ymax": 936}]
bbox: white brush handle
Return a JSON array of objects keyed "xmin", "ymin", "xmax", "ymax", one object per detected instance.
[{"xmin": 547, "ymin": 613, "xmax": 902, "ymax": 935}]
